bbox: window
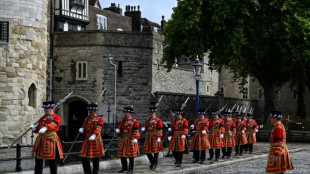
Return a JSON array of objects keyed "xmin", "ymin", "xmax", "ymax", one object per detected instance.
[
  {"xmin": 207, "ymin": 86, "xmax": 210, "ymax": 93},
  {"xmin": 155, "ymin": 59, "xmax": 159, "ymax": 70},
  {"xmin": 28, "ymin": 84, "xmax": 37, "ymax": 108},
  {"xmin": 0, "ymin": 21, "xmax": 9, "ymax": 43},
  {"xmin": 96, "ymin": 14, "xmax": 107, "ymax": 30},
  {"xmin": 76, "ymin": 61, "xmax": 88, "ymax": 80},
  {"xmin": 160, "ymin": 43, "xmax": 163, "ymax": 54},
  {"xmin": 220, "ymin": 87, "xmax": 224, "ymax": 93},
  {"xmin": 243, "ymin": 88, "xmax": 248, "ymax": 99},
  {"xmin": 155, "ymin": 42, "xmax": 159, "ymax": 54},
  {"xmin": 68, "ymin": 22, "xmax": 78, "ymax": 31},
  {"xmin": 118, "ymin": 61, "xmax": 123, "ymax": 77},
  {"xmin": 58, "ymin": 21, "xmax": 64, "ymax": 31},
  {"xmin": 258, "ymin": 89, "xmax": 263, "ymax": 99}
]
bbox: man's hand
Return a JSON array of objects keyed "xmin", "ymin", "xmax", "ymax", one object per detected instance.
[
  {"xmin": 157, "ymin": 138, "xmax": 161, "ymax": 143},
  {"xmin": 202, "ymin": 130, "xmax": 207, "ymax": 134},
  {"xmin": 181, "ymin": 135, "xmax": 186, "ymax": 139},
  {"xmin": 89, "ymin": 134, "xmax": 96, "ymax": 141},
  {"xmin": 133, "ymin": 139, "xmax": 138, "ymax": 143},
  {"xmin": 115, "ymin": 128, "xmax": 120, "ymax": 133},
  {"xmin": 30, "ymin": 125, "xmax": 36, "ymax": 131},
  {"xmin": 38, "ymin": 127, "xmax": 47, "ymax": 134},
  {"xmin": 220, "ymin": 134, "xmax": 224, "ymax": 138},
  {"xmin": 141, "ymin": 127, "xmax": 145, "ymax": 131},
  {"xmin": 79, "ymin": 128, "xmax": 84, "ymax": 133}
]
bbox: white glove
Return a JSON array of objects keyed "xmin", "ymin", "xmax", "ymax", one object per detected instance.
[
  {"xmin": 253, "ymin": 133, "xmax": 256, "ymax": 136},
  {"xmin": 141, "ymin": 127, "xmax": 145, "ymax": 131},
  {"xmin": 242, "ymin": 130, "xmax": 245, "ymax": 134},
  {"xmin": 256, "ymin": 129, "xmax": 258, "ymax": 132},
  {"xmin": 181, "ymin": 135, "xmax": 186, "ymax": 139},
  {"xmin": 202, "ymin": 130, "xmax": 207, "ymax": 134},
  {"xmin": 133, "ymin": 139, "xmax": 138, "ymax": 143},
  {"xmin": 30, "ymin": 125, "xmax": 36, "ymax": 131},
  {"xmin": 38, "ymin": 127, "xmax": 47, "ymax": 134},
  {"xmin": 168, "ymin": 128, "xmax": 172, "ymax": 132},
  {"xmin": 115, "ymin": 128, "xmax": 120, "ymax": 133},
  {"xmin": 79, "ymin": 128, "xmax": 84, "ymax": 133},
  {"xmin": 190, "ymin": 125, "xmax": 194, "ymax": 129},
  {"xmin": 220, "ymin": 134, "xmax": 224, "ymax": 138},
  {"xmin": 157, "ymin": 138, "xmax": 161, "ymax": 142},
  {"xmin": 229, "ymin": 131, "xmax": 232, "ymax": 136},
  {"xmin": 89, "ymin": 134, "xmax": 96, "ymax": 141}
]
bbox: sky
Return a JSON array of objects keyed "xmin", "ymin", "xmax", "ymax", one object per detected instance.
[{"xmin": 99, "ymin": 0, "xmax": 178, "ymax": 24}]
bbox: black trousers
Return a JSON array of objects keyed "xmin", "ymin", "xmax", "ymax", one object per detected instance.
[
  {"xmin": 249, "ymin": 143, "xmax": 253, "ymax": 152},
  {"xmin": 235, "ymin": 145, "xmax": 244, "ymax": 154},
  {"xmin": 244, "ymin": 143, "xmax": 249, "ymax": 151},
  {"xmin": 222, "ymin": 147, "xmax": 232, "ymax": 157},
  {"xmin": 81, "ymin": 157, "xmax": 100, "ymax": 174},
  {"xmin": 209, "ymin": 148, "xmax": 220, "ymax": 159},
  {"xmin": 147, "ymin": 153, "xmax": 159, "ymax": 166},
  {"xmin": 35, "ymin": 158, "xmax": 57, "ymax": 174},
  {"xmin": 172, "ymin": 151, "xmax": 184, "ymax": 164},
  {"xmin": 121, "ymin": 157, "xmax": 134, "ymax": 171},
  {"xmin": 193, "ymin": 149, "xmax": 206, "ymax": 161}
]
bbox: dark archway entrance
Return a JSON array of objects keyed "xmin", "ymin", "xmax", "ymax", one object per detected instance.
[{"xmin": 68, "ymin": 100, "xmax": 88, "ymax": 141}]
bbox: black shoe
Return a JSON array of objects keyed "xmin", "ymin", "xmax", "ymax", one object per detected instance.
[
  {"xmin": 227, "ymin": 156, "xmax": 231, "ymax": 159},
  {"xmin": 221, "ymin": 155, "xmax": 225, "ymax": 159},
  {"xmin": 215, "ymin": 157, "xmax": 219, "ymax": 161},
  {"xmin": 239, "ymin": 153, "xmax": 243, "ymax": 156},
  {"xmin": 149, "ymin": 164, "xmax": 153, "ymax": 169},
  {"xmin": 193, "ymin": 160, "xmax": 199, "ymax": 163},
  {"xmin": 207, "ymin": 157, "xmax": 213, "ymax": 160},
  {"xmin": 176, "ymin": 163, "xmax": 181, "ymax": 167},
  {"xmin": 118, "ymin": 169, "xmax": 127, "ymax": 173},
  {"xmin": 152, "ymin": 165, "xmax": 157, "ymax": 170},
  {"xmin": 127, "ymin": 169, "xmax": 133, "ymax": 174},
  {"xmin": 235, "ymin": 153, "xmax": 239, "ymax": 156},
  {"xmin": 200, "ymin": 160, "xmax": 205, "ymax": 164},
  {"xmin": 249, "ymin": 151, "xmax": 252, "ymax": 154}
]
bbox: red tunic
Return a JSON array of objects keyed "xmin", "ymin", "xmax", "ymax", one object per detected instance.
[
  {"xmin": 208, "ymin": 118, "xmax": 225, "ymax": 149},
  {"xmin": 189, "ymin": 118, "xmax": 210, "ymax": 150},
  {"xmin": 223, "ymin": 119, "xmax": 236, "ymax": 147},
  {"xmin": 79, "ymin": 115, "xmax": 105, "ymax": 158},
  {"xmin": 142, "ymin": 117, "xmax": 163, "ymax": 153},
  {"xmin": 32, "ymin": 114, "xmax": 64, "ymax": 159},
  {"xmin": 168, "ymin": 118, "xmax": 188, "ymax": 152},
  {"xmin": 235, "ymin": 121, "xmax": 247, "ymax": 145},
  {"xmin": 117, "ymin": 118, "xmax": 140, "ymax": 157},
  {"xmin": 266, "ymin": 121, "xmax": 293, "ymax": 173},
  {"xmin": 246, "ymin": 119, "xmax": 258, "ymax": 144}
]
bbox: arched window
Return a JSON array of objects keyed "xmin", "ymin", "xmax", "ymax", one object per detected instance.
[
  {"xmin": 76, "ymin": 61, "xmax": 88, "ymax": 80},
  {"xmin": 28, "ymin": 84, "xmax": 37, "ymax": 107}
]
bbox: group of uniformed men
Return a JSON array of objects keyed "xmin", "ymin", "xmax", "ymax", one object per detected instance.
[{"xmin": 29, "ymin": 101, "xmax": 293, "ymax": 174}]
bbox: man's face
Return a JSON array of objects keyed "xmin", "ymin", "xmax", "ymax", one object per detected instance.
[
  {"xmin": 125, "ymin": 112, "xmax": 132, "ymax": 119},
  {"xmin": 88, "ymin": 110, "xmax": 96, "ymax": 115},
  {"xmin": 213, "ymin": 114, "xmax": 218, "ymax": 119},
  {"xmin": 270, "ymin": 117, "xmax": 278, "ymax": 124},
  {"xmin": 199, "ymin": 114, "xmax": 204, "ymax": 119},
  {"xmin": 224, "ymin": 116, "xmax": 229, "ymax": 121},
  {"xmin": 44, "ymin": 108, "xmax": 54, "ymax": 115},
  {"xmin": 176, "ymin": 113, "xmax": 182, "ymax": 119},
  {"xmin": 150, "ymin": 112, "xmax": 156, "ymax": 117}
]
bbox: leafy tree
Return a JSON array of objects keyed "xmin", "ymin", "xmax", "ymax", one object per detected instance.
[{"xmin": 163, "ymin": 0, "xmax": 310, "ymax": 117}]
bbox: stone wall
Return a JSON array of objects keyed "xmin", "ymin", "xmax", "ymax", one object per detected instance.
[
  {"xmin": 53, "ymin": 31, "xmax": 153, "ymax": 128},
  {"xmin": 0, "ymin": 0, "xmax": 48, "ymax": 145},
  {"xmin": 86, "ymin": 6, "xmax": 132, "ymax": 31}
]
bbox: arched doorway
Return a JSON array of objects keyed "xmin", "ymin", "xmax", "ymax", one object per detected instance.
[{"xmin": 68, "ymin": 100, "xmax": 88, "ymax": 141}]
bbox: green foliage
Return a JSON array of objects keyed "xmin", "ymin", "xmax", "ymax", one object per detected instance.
[{"xmin": 163, "ymin": 0, "xmax": 310, "ymax": 88}]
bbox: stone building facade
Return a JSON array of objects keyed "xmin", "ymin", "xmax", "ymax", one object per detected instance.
[{"xmin": 0, "ymin": 0, "xmax": 49, "ymax": 145}]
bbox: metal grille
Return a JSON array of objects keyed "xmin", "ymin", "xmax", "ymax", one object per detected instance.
[{"xmin": 0, "ymin": 21, "xmax": 9, "ymax": 43}]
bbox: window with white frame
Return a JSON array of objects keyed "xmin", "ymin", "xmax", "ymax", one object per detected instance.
[
  {"xmin": 155, "ymin": 42, "xmax": 159, "ymax": 54},
  {"xmin": 96, "ymin": 14, "xmax": 107, "ymax": 30},
  {"xmin": 160, "ymin": 43, "xmax": 163, "ymax": 54},
  {"xmin": 243, "ymin": 87, "xmax": 248, "ymax": 99},
  {"xmin": 76, "ymin": 61, "xmax": 88, "ymax": 80}
]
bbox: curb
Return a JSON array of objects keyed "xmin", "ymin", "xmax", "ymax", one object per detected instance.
[
  {"xmin": 164, "ymin": 148, "xmax": 305, "ymax": 174},
  {"xmin": 7, "ymin": 152, "xmax": 165, "ymax": 174}
]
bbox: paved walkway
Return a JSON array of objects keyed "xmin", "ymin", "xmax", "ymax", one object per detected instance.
[{"xmin": 8, "ymin": 142, "xmax": 309, "ymax": 174}]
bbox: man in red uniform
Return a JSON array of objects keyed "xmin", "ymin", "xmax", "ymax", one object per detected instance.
[
  {"xmin": 241, "ymin": 112, "xmax": 249, "ymax": 153},
  {"xmin": 116, "ymin": 107, "xmax": 140, "ymax": 174},
  {"xmin": 245, "ymin": 113, "xmax": 258, "ymax": 154},
  {"xmin": 222, "ymin": 112, "xmax": 236, "ymax": 159},
  {"xmin": 30, "ymin": 101, "xmax": 63, "ymax": 174},
  {"xmin": 168, "ymin": 109, "xmax": 188, "ymax": 167},
  {"xmin": 189, "ymin": 110, "xmax": 210, "ymax": 164},
  {"xmin": 79, "ymin": 103, "xmax": 104, "ymax": 174},
  {"xmin": 208, "ymin": 111, "xmax": 224, "ymax": 161},
  {"xmin": 141, "ymin": 107, "xmax": 163, "ymax": 170},
  {"xmin": 235, "ymin": 113, "xmax": 247, "ymax": 156},
  {"xmin": 266, "ymin": 111, "xmax": 293, "ymax": 174}
]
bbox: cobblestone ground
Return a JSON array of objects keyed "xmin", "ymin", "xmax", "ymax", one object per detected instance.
[
  {"xmin": 100, "ymin": 142, "xmax": 310, "ymax": 174},
  {"xmin": 200, "ymin": 148, "xmax": 310, "ymax": 174}
]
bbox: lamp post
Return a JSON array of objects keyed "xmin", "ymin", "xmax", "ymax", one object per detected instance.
[
  {"xmin": 109, "ymin": 55, "xmax": 117, "ymax": 128},
  {"xmin": 192, "ymin": 56, "xmax": 202, "ymax": 118}
]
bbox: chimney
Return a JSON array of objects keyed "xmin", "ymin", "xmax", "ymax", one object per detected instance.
[
  {"xmin": 103, "ymin": 3, "xmax": 122, "ymax": 15},
  {"xmin": 161, "ymin": 15, "xmax": 166, "ymax": 32},
  {"xmin": 125, "ymin": 5, "xmax": 142, "ymax": 32}
]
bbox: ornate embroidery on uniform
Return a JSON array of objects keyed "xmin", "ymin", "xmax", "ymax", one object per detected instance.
[
  {"xmin": 92, "ymin": 118, "xmax": 99, "ymax": 122},
  {"xmin": 177, "ymin": 120, "xmax": 184, "ymax": 123},
  {"xmin": 128, "ymin": 120, "xmax": 134, "ymax": 124},
  {"xmin": 150, "ymin": 120, "xmax": 157, "ymax": 123},
  {"xmin": 226, "ymin": 122, "xmax": 232, "ymax": 125},
  {"xmin": 200, "ymin": 121, "xmax": 206, "ymax": 123},
  {"xmin": 47, "ymin": 116, "xmax": 54, "ymax": 120},
  {"xmin": 216, "ymin": 120, "xmax": 221, "ymax": 123}
]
